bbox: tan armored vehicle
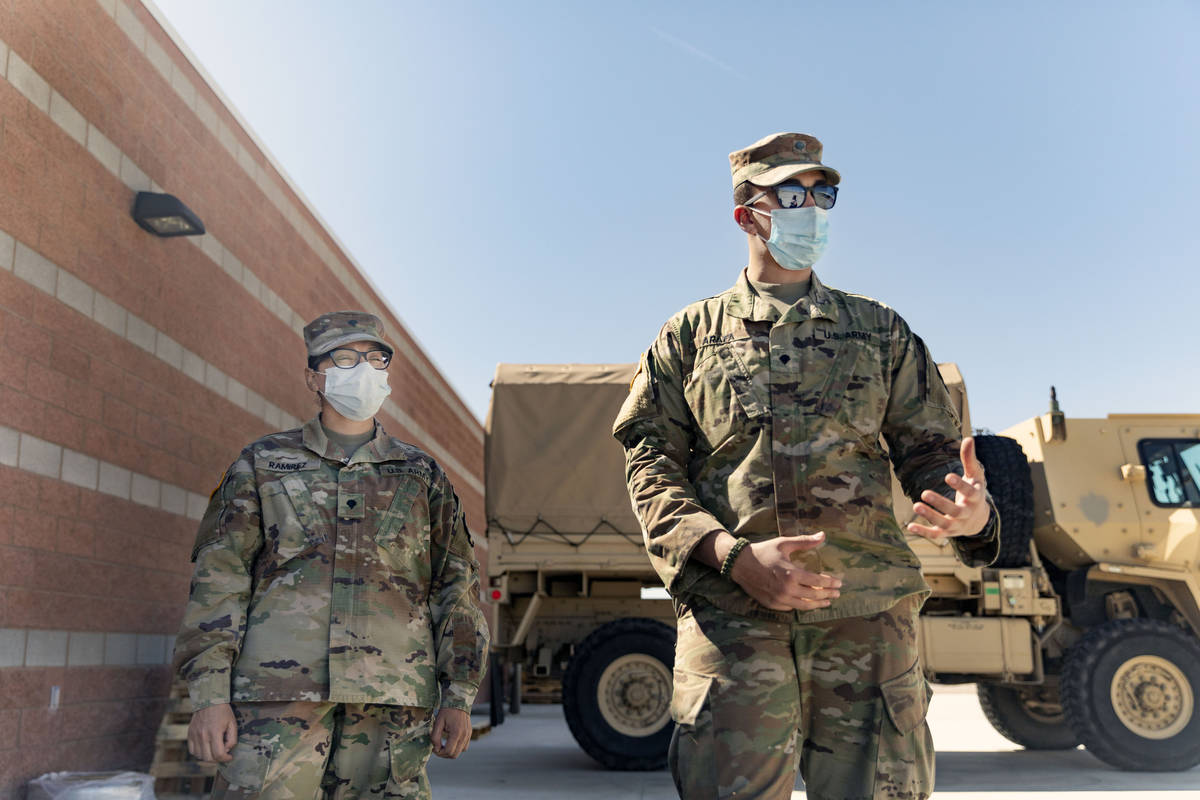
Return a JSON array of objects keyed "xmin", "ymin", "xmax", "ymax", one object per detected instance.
[{"xmin": 485, "ymin": 363, "xmax": 1200, "ymax": 772}]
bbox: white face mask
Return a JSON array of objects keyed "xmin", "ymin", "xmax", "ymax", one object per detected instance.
[
  {"xmin": 321, "ymin": 362, "xmax": 391, "ymax": 421},
  {"xmin": 748, "ymin": 204, "xmax": 830, "ymax": 271}
]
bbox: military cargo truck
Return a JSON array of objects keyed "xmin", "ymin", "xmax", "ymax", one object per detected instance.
[
  {"xmin": 485, "ymin": 363, "xmax": 1200, "ymax": 772},
  {"xmin": 485, "ymin": 364, "xmax": 673, "ymax": 769}
]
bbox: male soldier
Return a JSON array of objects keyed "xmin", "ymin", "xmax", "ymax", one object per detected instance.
[
  {"xmin": 174, "ymin": 311, "xmax": 489, "ymax": 799},
  {"xmin": 613, "ymin": 134, "xmax": 1000, "ymax": 800}
]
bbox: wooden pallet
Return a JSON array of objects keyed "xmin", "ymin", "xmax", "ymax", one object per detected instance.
[
  {"xmin": 149, "ymin": 680, "xmax": 217, "ymax": 799},
  {"xmin": 520, "ymin": 676, "xmax": 562, "ymax": 704}
]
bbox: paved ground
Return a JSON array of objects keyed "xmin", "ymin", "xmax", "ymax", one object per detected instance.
[{"xmin": 428, "ymin": 686, "xmax": 1200, "ymax": 799}]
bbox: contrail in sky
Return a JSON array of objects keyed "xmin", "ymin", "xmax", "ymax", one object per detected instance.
[{"xmin": 648, "ymin": 26, "xmax": 748, "ymax": 79}]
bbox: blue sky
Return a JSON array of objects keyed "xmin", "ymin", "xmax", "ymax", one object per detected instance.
[{"xmin": 155, "ymin": 0, "xmax": 1199, "ymax": 432}]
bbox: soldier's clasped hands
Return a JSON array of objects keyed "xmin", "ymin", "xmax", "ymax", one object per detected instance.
[{"xmin": 728, "ymin": 531, "xmax": 842, "ymax": 612}]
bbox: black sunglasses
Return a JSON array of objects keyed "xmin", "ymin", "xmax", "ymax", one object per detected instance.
[
  {"xmin": 748, "ymin": 183, "xmax": 838, "ymax": 211},
  {"xmin": 772, "ymin": 183, "xmax": 838, "ymax": 210}
]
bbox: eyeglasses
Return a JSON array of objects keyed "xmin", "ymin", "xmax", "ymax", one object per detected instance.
[
  {"xmin": 748, "ymin": 183, "xmax": 838, "ymax": 211},
  {"xmin": 325, "ymin": 348, "xmax": 391, "ymax": 370}
]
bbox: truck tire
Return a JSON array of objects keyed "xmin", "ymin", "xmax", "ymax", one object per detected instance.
[
  {"xmin": 1061, "ymin": 618, "xmax": 1200, "ymax": 771},
  {"xmin": 977, "ymin": 682, "xmax": 1079, "ymax": 750},
  {"xmin": 562, "ymin": 617, "xmax": 675, "ymax": 770},
  {"xmin": 973, "ymin": 434, "xmax": 1034, "ymax": 567}
]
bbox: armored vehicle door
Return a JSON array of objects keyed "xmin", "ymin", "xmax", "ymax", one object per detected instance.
[{"xmin": 1114, "ymin": 416, "xmax": 1200, "ymax": 567}]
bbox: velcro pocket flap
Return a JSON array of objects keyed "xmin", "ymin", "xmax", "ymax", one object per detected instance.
[
  {"xmin": 374, "ymin": 475, "xmax": 426, "ymax": 546},
  {"xmin": 217, "ymin": 734, "xmax": 273, "ymax": 791},
  {"xmin": 716, "ymin": 345, "xmax": 769, "ymax": 420},
  {"xmin": 880, "ymin": 660, "xmax": 931, "ymax": 735},
  {"xmin": 670, "ymin": 670, "xmax": 714, "ymax": 727},
  {"xmin": 816, "ymin": 339, "xmax": 861, "ymax": 416},
  {"xmin": 281, "ymin": 475, "xmax": 326, "ymax": 544},
  {"xmin": 387, "ymin": 709, "xmax": 435, "ymax": 781}
]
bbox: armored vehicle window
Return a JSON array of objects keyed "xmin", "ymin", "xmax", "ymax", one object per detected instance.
[{"xmin": 1138, "ymin": 439, "xmax": 1200, "ymax": 507}]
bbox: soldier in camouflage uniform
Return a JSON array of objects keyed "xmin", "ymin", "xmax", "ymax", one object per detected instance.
[
  {"xmin": 174, "ymin": 311, "xmax": 489, "ymax": 799},
  {"xmin": 614, "ymin": 134, "xmax": 1000, "ymax": 799}
]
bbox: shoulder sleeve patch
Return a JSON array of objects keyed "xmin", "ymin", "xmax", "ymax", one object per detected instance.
[
  {"xmin": 191, "ymin": 485, "xmax": 227, "ymax": 561},
  {"xmin": 192, "ymin": 456, "xmax": 250, "ymax": 561},
  {"xmin": 208, "ymin": 468, "xmax": 227, "ymax": 500},
  {"xmin": 613, "ymin": 350, "xmax": 660, "ymax": 437}
]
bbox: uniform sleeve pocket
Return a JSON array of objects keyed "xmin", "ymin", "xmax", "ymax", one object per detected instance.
[
  {"xmin": 613, "ymin": 353, "xmax": 660, "ymax": 437},
  {"xmin": 880, "ymin": 660, "xmax": 932, "ymax": 735},
  {"xmin": 670, "ymin": 670, "xmax": 714, "ymax": 728},
  {"xmin": 190, "ymin": 493, "xmax": 226, "ymax": 562}
]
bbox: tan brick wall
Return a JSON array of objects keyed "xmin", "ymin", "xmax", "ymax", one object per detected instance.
[{"xmin": 0, "ymin": 1, "xmax": 487, "ymax": 794}]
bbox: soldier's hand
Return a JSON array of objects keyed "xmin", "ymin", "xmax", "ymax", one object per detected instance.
[
  {"xmin": 431, "ymin": 708, "xmax": 471, "ymax": 759},
  {"xmin": 729, "ymin": 531, "xmax": 842, "ymax": 612},
  {"xmin": 188, "ymin": 703, "xmax": 237, "ymax": 763},
  {"xmin": 908, "ymin": 437, "xmax": 991, "ymax": 541}
]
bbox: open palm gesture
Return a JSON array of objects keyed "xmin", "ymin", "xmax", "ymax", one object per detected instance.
[{"xmin": 907, "ymin": 437, "xmax": 990, "ymax": 541}]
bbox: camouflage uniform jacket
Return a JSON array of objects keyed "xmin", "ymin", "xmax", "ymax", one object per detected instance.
[
  {"xmin": 614, "ymin": 270, "xmax": 998, "ymax": 623},
  {"xmin": 174, "ymin": 418, "xmax": 489, "ymax": 713}
]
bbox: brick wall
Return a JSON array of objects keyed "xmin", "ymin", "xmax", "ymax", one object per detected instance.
[{"xmin": 0, "ymin": 1, "xmax": 486, "ymax": 795}]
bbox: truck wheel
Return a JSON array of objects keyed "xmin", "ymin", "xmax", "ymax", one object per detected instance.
[
  {"xmin": 562, "ymin": 617, "xmax": 675, "ymax": 770},
  {"xmin": 1061, "ymin": 618, "xmax": 1200, "ymax": 771},
  {"xmin": 973, "ymin": 434, "xmax": 1034, "ymax": 567},
  {"xmin": 977, "ymin": 682, "xmax": 1079, "ymax": 749}
]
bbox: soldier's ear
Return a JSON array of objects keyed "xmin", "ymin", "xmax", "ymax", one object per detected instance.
[
  {"xmin": 734, "ymin": 206, "xmax": 754, "ymax": 232},
  {"xmin": 304, "ymin": 367, "xmax": 324, "ymax": 394}
]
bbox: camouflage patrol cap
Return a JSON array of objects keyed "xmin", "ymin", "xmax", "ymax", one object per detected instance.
[
  {"xmin": 303, "ymin": 311, "xmax": 394, "ymax": 358},
  {"xmin": 729, "ymin": 132, "xmax": 841, "ymax": 188}
]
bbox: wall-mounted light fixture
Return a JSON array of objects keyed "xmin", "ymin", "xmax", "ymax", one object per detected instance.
[{"xmin": 131, "ymin": 191, "xmax": 206, "ymax": 237}]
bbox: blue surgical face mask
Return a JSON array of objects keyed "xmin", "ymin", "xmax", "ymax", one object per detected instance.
[{"xmin": 748, "ymin": 204, "xmax": 830, "ymax": 271}]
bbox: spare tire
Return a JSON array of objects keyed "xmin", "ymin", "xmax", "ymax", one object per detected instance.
[{"xmin": 974, "ymin": 434, "xmax": 1034, "ymax": 567}]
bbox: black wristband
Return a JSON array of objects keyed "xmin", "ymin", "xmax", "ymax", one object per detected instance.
[{"xmin": 720, "ymin": 537, "xmax": 751, "ymax": 578}]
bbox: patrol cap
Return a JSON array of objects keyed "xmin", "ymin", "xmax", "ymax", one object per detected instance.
[
  {"xmin": 303, "ymin": 311, "xmax": 394, "ymax": 358},
  {"xmin": 729, "ymin": 132, "xmax": 841, "ymax": 188}
]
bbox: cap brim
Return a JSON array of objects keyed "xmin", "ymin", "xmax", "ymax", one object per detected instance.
[
  {"xmin": 748, "ymin": 163, "xmax": 841, "ymax": 187},
  {"xmin": 311, "ymin": 333, "xmax": 394, "ymax": 356}
]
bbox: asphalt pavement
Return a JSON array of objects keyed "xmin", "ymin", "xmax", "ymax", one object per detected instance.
[{"xmin": 428, "ymin": 685, "xmax": 1200, "ymax": 799}]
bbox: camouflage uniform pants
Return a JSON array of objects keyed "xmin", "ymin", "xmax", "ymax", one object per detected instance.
[
  {"xmin": 669, "ymin": 594, "xmax": 933, "ymax": 800},
  {"xmin": 211, "ymin": 701, "xmax": 435, "ymax": 799}
]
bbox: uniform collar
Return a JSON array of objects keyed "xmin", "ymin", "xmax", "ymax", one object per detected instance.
[
  {"xmin": 301, "ymin": 416, "xmax": 398, "ymax": 465},
  {"xmin": 726, "ymin": 268, "xmax": 840, "ymax": 325}
]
